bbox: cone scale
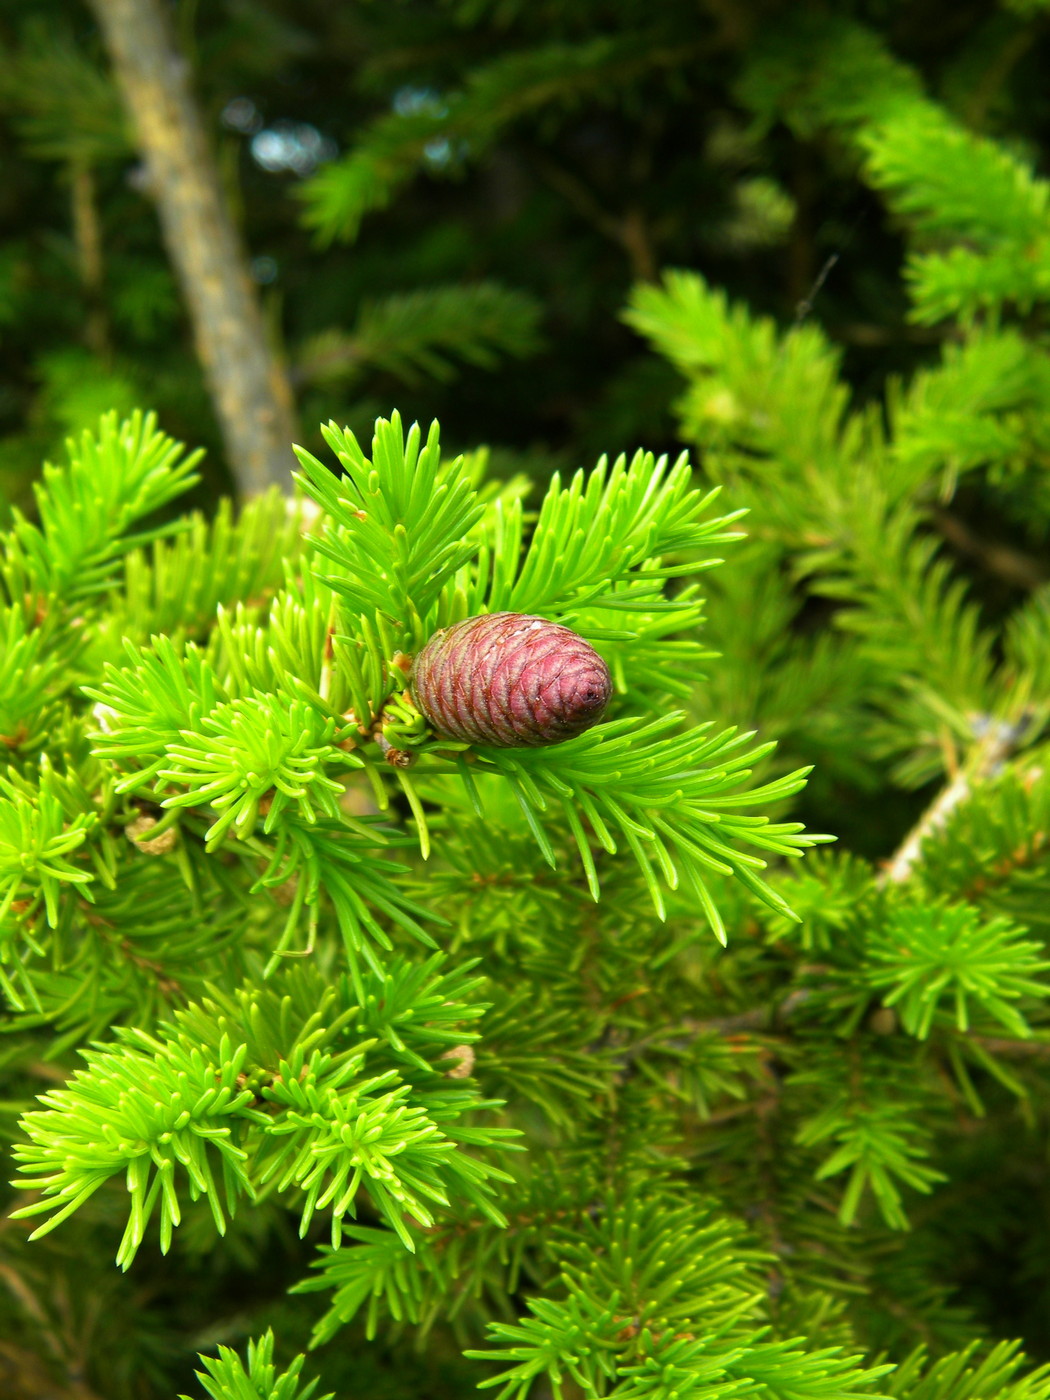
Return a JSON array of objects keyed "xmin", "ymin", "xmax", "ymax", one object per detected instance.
[{"xmin": 411, "ymin": 612, "xmax": 611, "ymax": 748}]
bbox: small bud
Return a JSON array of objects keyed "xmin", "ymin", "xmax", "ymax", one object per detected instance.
[
  {"xmin": 271, "ymin": 874, "xmax": 299, "ymax": 907},
  {"xmin": 441, "ymin": 1044, "xmax": 476, "ymax": 1079},
  {"xmin": 375, "ymin": 733, "xmax": 416, "ymax": 767},
  {"xmin": 92, "ymin": 702, "xmax": 120, "ymax": 735},
  {"xmin": 868, "ymin": 1006, "xmax": 897, "ymax": 1036},
  {"xmin": 125, "ymin": 814, "xmax": 178, "ymax": 855},
  {"xmin": 412, "ymin": 613, "xmax": 611, "ymax": 748}
]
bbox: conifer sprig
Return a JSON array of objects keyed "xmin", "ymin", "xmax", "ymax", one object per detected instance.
[
  {"xmin": 738, "ymin": 15, "xmax": 1050, "ymax": 322},
  {"xmin": 4, "ymin": 0, "xmax": 1050, "ymax": 1382},
  {"xmin": 469, "ymin": 447, "xmax": 744, "ymax": 619},
  {"xmin": 298, "ymin": 34, "xmax": 706, "ymax": 245},
  {"xmin": 0, "ymin": 759, "xmax": 97, "ymax": 929},
  {"xmin": 294, "ymin": 415, "xmax": 484, "ymax": 639},
  {"xmin": 3, "ymin": 408, "xmax": 201, "ymax": 608},
  {"xmin": 297, "ymin": 282, "xmax": 543, "ymax": 389},
  {"xmin": 11, "ymin": 1027, "xmax": 264, "ymax": 1267},
  {"xmin": 467, "ymin": 714, "xmax": 828, "ymax": 933},
  {"xmin": 466, "ymin": 1196, "xmax": 890, "ymax": 1400},
  {"xmin": 282, "ymin": 411, "xmax": 820, "ymax": 934},
  {"xmin": 183, "ymin": 1330, "xmax": 332, "ymax": 1400},
  {"xmin": 888, "ymin": 1342, "xmax": 1050, "ymax": 1400},
  {"xmin": 12, "ymin": 964, "xmax": 515, "ymax": 1266},
  {"xmin": 864, "ymin": 903, "xmax": 1049, "ymax": 1039},
  {"xmin": 624, "ymin": 267, "xmax": 1043, "ymax": 787}
]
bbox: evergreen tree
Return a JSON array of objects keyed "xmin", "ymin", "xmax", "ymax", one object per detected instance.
[{"xmin": 5, "ymin": 5, "xmax": 1050, "ymax": 1400}]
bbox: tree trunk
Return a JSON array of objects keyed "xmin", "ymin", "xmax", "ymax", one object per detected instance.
[{"xmin": 86, "ymin": 0, "xmax": 297, "ymax": 495}]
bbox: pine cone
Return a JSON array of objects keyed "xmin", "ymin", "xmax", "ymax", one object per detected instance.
[{"xmin": 412, "ymin": 612, "xmax": 611, "ymax": 747}]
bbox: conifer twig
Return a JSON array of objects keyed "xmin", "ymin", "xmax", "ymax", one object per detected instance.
[
  {"xmin": 880, "ymin": 716, "xmax": 1029, "ymax": 887},
  {"xmin": 617, "ymin": 988, "xmax": 815, "ymax": 1065},
  {"xmin": 70, "ymin": 162, "xmax": 109, "ymax": 356},
  {"xmin": 529, "ymin": 153, "xmax": 658, "ymax": 282},
  {"xmin": 971, "ymin": 1035, "xmax": 1050, "ymax": 1059},
  {"xmin": 931, "ymin": 508, "xmax": 1047, "ymax": 591}
]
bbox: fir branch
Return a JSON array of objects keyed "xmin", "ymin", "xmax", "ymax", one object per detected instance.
[
  {"xmin": 888, "ymin": 1340, "xmax": 1050, "ymax": 1400},
  {"xmin": 248, "ymin": 817, "xmax": 441, "ymax": 986},
  {"xmin": 12, "ymin": 967, "xmax": 516, "ymax": 1266},
  {"xmin": 623, "ymin": 270, "xmax": 850, "ymax": 481},
  {"xmin": 793, "ymin": 1055, "xmax": 947, "ymax": 1231},
  {"xmin": 8, "ymin": 395, "xmax": 1024, "ymax": 1384},
  {"xmin": 739, "ymin": 15, "xmax": 1050, "ymax": 321},
  {"xmin": 468, "ymin": 1193, "xmax": 889, "ymax": 1400},
  {"xmin": 298, "ymin": 1155, "xmax": 604, "ymax": 1346},
  {"xmin": 295, "ymin": 413, "xmax": 483, "ymax": 641},
  {"xmin": 471, "ymin": 447, "xmax": 744, "ymax": 620},
  {"xmin": 626, "ymin": 270, "xmax": 1014, "ymax": 786},
  {"xmin": 472, "ymin": 995, "xmax": 614, "ymax": 1130},
  {"xmin": 296, "ymin": 282, "xmax": 543, "ymax": 389},
  {"xmin": 0, "ymin": 604, "xmax": 65, "ymax": 753},
  {"xmin": 0, "ymin": 759, "xmax": 98, "ymax": 929},
  {"xmin": 299, "ymin": 35, "xmax": 707, "ymax": 244},
  {"xmin": 460, "ymin": 713, "xmax": 830, "ymax": 935},
  {"xmin": 892, "ymin": 330, "xmax": 1050, "ymax": 496},
  {"xmin": 159, "ymin": 694, "xmax": 358, "ymax": 848},
  {"xmin": 860, "ymin": 106, "xmax": 1050, "ymax": 247},
  {"xmin": 469, "ymin": 1288, "xmax": 623, "ymax": 1400},
  {"xmin": 863, "ymin": 902, "xmax": 1050, "ymax": 1039},
  {"xmin": 185, "ymin": 1330, "xmax": 331, "ymax": 1400},
  {"xmin": 87, "ymin": 634, "xmax": 225, "ymax": 794},
  {"xmin": 99, "ymin": 489, "xmax": 302, "ymax": 650},
  {"xmin": 907, "ymin": 241, "xmax": 1050, "ymax": 323},
  {"xmin": 814, "ymin": 503, "xmax": 999, "ymax": 784},
  {"xmin": 571, "ymin": 595, "xmax": 714, "ymax": 707},
  {"xmin": 11, "ymin": 1027, "xmax": 265, "ymax": 1268},
  {"xmin": 1, "ymin": 409, "xmax": 201, "ymax": 609},
  {"xmin": 2, "ymin": 852, "xmax": 242, "ymax": 1039},
  {"xmin": 295, "ymin": 1224, "xmax": 445, "ymax": 1344},
  {"xmin": 258, "ymin": 1053, "xmax": 472, "ymax": 1248}
]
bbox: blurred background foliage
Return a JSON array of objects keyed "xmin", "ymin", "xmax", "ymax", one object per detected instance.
[{"xmin": 2, "ymin": 0, "xmax": 1045, "ymax": 507}]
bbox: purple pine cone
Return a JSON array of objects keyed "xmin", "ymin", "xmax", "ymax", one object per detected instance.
[{"xmin": 412, "ymin": 613, "xmax": 612, "ymax": 748}]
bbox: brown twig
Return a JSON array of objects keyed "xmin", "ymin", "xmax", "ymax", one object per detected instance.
[
  {"xmin": 931, "ymin": 507, "xmax": 1048, "ymax": 591},
  {"xmin": 970, "ymin": 1034, "xmax": 1050, "ymax": 1059},
  {"xmin": 70, "ymin": 162, "xmax": 109, "ymax": 357},
  {"xmin": 829, "ymin": 322, "xmax": 949, "ymax": 346},
  {"xmin": 966, "ymin": 23, "xmax": 1041, "ymax": 129},
  {"xmin": 616, "ymin": 987, "xmax": 815, "ymax": 1066},
  {"xmin": 618, "ymin": 992, "xmax": 1050, "ymax": 1073},
  {"xmin": 529, "ymin": 154, "xmax": 659, "ymax": 282}
]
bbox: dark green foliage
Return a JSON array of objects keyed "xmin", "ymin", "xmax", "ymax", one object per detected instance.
[{"xmin": 0, "ymin": 0, "xmax": 1041, "ymax": 497}]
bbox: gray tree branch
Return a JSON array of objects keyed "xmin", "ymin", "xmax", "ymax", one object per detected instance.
[{"xmin": 87, "ymin": 0, "xmax": 298, "ymax": 495}]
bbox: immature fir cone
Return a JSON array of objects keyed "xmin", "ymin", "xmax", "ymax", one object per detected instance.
[{"xmin": 412, "ymin": 612, "xmax": 611, "ymax": 747}]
